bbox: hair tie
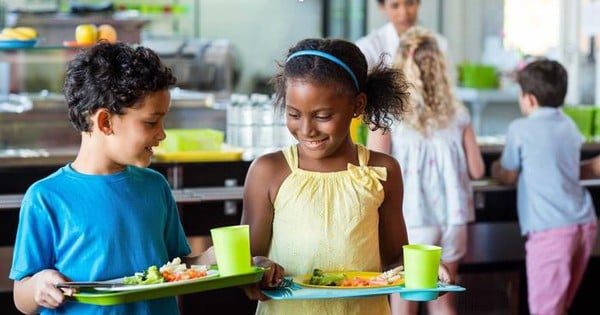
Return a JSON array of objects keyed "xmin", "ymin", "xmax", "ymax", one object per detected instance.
[{"xmin": 286, "ymin": 49, "xmax": 359, "ymax": 91}]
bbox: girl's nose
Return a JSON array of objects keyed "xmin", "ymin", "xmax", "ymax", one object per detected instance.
[{"xmin": 299, "ymin": 117, "xmax": 316, "ymax": 137}]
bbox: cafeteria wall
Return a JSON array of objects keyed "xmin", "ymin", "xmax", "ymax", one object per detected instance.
[{"xmin": 195, "ymin": 0, "xmax": 322, "ymax": 94}]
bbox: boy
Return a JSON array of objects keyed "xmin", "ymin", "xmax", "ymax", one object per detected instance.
[
  {"xmin": 491, "ymin": 59, "xmax": 597, "ymax": 315},
  {"xmin": 9, "ymin": 42, "xmax": 212, "ymax": 314}
]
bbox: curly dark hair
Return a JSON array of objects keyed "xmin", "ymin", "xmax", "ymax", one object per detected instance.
[
  {"xmin": 64, "ymin": 41, "xmax": 177, "ymax": 132},
  {"xmin": 516, "ymin": 59, "xmax": 567, "ymax": 108},
  {"xmin": 271, "ymin": 38, "xmax": 409, "ymax": 131}
]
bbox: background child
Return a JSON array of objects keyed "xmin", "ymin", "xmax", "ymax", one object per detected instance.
[
  {"xmin": 367, "ymin": 26, "xmax": 484, "ymax": 315},
  {"xmin": 356, "ymin": 0, "xmax": 449, "ymax": 70},
  {"xmin": 240, "ymin": 37, "xmax": 453, "ymax": 315},
  {"xmin": 9, "ymin": 42, "xmax": 215, "ymax": 314},
  {"xmin": 491, "ymin": 59, "xmax": 597, "ymax": 315}
]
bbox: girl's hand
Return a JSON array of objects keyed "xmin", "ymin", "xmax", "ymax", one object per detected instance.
[
  {"xmin": 241, "ymin": 256, "xmax": 285, "ymax": 301},
  {"xmin": 253, "ymin": 256, "xmax": 285, "ymax": 288},
  {"xmin": 437, "ymin": 262, "xmax": 454, "ymax": 297},
  {"xmin": 32, "ymin": 269, "xmax": 74, "ymax": 309}
]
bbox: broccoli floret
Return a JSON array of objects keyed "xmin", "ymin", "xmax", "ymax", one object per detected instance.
[
  {"xmin": 308, "ymin": 268, "xmax": 345, "ymax": 286},
  {"xmin": 141, "ymin": 265, "xmax": 164, "ymax": 284},
  {"xmin": 122, "ymin": 265, "xmax": 165, "ymax": 285}
]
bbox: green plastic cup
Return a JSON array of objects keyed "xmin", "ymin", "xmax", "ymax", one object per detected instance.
[
  {"xmin": 210, "ymin": 225, "xmax": 252, "ymax": 277},
  {"xmin": 403, "ymin": 244, "xmax": 442, "ymax": 289}
]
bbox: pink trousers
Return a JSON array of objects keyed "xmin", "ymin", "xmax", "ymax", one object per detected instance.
[{"xmin": 525, "ymin": 221, "xmax": 597, "ymax": 315}]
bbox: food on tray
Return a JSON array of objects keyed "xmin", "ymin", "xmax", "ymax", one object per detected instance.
[
  {"xmin": 369, "ymin": 265, "xmax": 404, "ymax": 285},
  {"xmin": 306, "ymin": 266, "xmax": 404, "ymax": 287},
  {"xmin": 123, "ymin": 257, "xmax": 210, "ymax": 285},
  {"xmin": 308, "ymin": 268, "xmax": 346, "ymax": 286},
  {"xmin": 123, "ymin": 265, "xmax": 164, "ymax": 285}
]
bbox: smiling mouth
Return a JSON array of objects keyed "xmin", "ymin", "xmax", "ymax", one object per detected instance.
[{"xmin": 302, "ymin": 138, "xmax": 327, "ymax": 148}]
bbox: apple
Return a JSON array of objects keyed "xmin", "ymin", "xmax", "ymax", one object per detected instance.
[
  {"xmin": 97, "ymin": 24, "xmax": 117, "ymax": 43},
  {"xmin": 75, "ymin": 24, "xmax": 98, "ymax": 45}
]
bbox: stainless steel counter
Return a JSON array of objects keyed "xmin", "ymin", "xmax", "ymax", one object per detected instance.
[{"xmin": 0, "ymin": 186, "xmax": 244, "ymax": 210}]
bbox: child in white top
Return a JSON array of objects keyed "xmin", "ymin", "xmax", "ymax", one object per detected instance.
[{"xmin": 368, "ymin": 26, "xmax": 484, "ymax": 315}]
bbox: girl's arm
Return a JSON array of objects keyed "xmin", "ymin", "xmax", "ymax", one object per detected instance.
[
  {"xmin": 241, "ymin": 154, "xmax": 281, "ymax": 257},
  {"xmin": 239, "ymin": 153, "xmax": 287, "ymax": 298},
  {"xmin": 370, "ymin": 152, "xmax": 407, "ymax": 270},
  {"xmin": 462, "ymin": 123, "xmax": 485, "ymax": 179},
  {"xmin": 367, "ymin": 129, "xmax": 392, "ymax": 154}
]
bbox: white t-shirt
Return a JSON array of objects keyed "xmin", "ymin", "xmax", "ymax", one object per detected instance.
[
  {"xmin": 355, "ymin": 22, "xmax": 452, "ymax": 77},
  {"xmin": 389, "ymin": 106, "xmax": 475, "ymax": 227}
]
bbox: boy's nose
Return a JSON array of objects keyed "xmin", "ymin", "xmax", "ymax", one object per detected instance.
[{"xmin": 157, "ymin": 127, "xmax": 167, "ymax": 141}]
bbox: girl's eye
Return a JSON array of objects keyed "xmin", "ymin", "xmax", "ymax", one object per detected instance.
[
  {"xmin": 147, "ymin": 121, "xmax": 159, "ymax": 126},
  {"xmin": 315, "ymin": 115, "xmax": 332, "ymax": 120},
  {"xmin": 287, "ymin": 112, "xmax": 299, "ymax": 119}
]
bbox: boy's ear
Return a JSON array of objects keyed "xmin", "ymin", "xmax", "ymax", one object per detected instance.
[
  {"xmin": 523, "ymin": 93, "xmax": 539, "ymax": 107},
  {"xmin": 96, "ymin": 109, "xmax": 113, "ymax": 135}
]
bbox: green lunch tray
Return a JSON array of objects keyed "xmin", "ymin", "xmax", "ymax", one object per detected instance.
[{"xmin": 69, "ymin": 266, "xmax": 266, "ymax": 306}]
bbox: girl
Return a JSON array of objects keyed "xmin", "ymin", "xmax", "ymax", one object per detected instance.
[
  {"xmin": 368, "ymin": 26, "xmax": 485, "ymax": 315},
  {"xmin": 241, "ymin": 37, "xmax": 453, "ymax": 315}
]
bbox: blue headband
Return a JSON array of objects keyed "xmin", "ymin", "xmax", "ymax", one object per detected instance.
[{"xmin": 286, "ymin": 49, "xmax": 360, "ymax": 91}]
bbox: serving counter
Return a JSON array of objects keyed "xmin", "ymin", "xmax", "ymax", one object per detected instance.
[{"xmin": 1, "ymin": 144, "xmax": 599, "ymax": 314}]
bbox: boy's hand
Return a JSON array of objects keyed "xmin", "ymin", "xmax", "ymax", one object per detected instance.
[
  {"xmin": 241, "ymin": 256, "xmax": 285, "ymax": 301},
  {"xmin": 32, "ymin": 269, "xmax": 74, "ymax": 309},
  {"xmin": 491, "ymin": 160, "xmax": 501, "ymax": 179}
]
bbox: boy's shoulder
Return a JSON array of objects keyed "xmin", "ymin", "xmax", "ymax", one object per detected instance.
[{"xmin": 23, "ymin": 165, "xmax": 72, "ymax": 198}]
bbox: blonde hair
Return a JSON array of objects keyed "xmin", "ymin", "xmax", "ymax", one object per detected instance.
[{"xmin": 394, "ymin": 26, "xmax": 463, "ymax": 134}]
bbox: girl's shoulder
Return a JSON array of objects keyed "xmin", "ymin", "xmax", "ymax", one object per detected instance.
[
  {"xmin": 367, "ymin": 149, "xmax": 401, "ymax": 174},
  {"xmin": 248, "ymin": 150, "xmax": 290, "ymax": 178}
]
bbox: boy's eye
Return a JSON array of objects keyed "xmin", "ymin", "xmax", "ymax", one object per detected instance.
[
  {"xmin": 287, "ymin": 112, "xmax": 300, "ymax": 119},
  {"xmin": 147, "ymin": 121, "xmax": 159, "ymax": 126}
]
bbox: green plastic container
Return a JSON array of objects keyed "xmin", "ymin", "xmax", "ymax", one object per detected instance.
[
  {"xmin": 593, "ymin": 107, "xmax": 600, "ymax": 141},
  {"xmin": 458, "ymin": 64, "xmax": 498, "ymax": 89},
  {"xmin": 561, "ymin": 106, "xmax": 596, "ymax": 141},
  {"xmin": 160, "ymin": 129, "xmax": 224, "ymax": 152}
]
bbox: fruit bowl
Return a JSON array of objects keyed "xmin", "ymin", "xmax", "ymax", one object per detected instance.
[
  {"xmin": 0, "ymin": 39, "xmax": 37, "ymax": 49},
  {"xmin": 62, "ymin": 41, "xmax": 94, "ymax": 48}
]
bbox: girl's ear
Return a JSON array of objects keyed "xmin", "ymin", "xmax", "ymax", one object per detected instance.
[
  {"xmin": 95, "ymin": 109, "xmax": 113, "ymax": 135},
  {"xmin": 353, "ymin": 92, "xmax": 367, "ymax": 117}
]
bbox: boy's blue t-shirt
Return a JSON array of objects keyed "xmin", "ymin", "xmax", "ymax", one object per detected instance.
[
  {"xmin": 500, "ymin": 107, "xmax": 597, "ymax": 235},
  {"xmin": 9, "ymin": 164, "xmax": 192, "ymax": 314}
]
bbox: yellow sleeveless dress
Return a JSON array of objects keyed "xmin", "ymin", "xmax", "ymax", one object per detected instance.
[{"xmin": 256, "ymin": 144, "xmax": 391, "ymax": 315}]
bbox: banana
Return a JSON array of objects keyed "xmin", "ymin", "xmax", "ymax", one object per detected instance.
[
  {"xmin": 0, "ymin": 27, "xmax": 38, "ymax": 41},
  {"xmin": 14, "ymin": 27, "xmax": 37, "ymax": 39}
]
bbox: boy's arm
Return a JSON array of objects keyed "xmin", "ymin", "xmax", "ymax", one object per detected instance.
[
  {"xmin": 14, "ymin": 269, "xmax": 74, "ymax": 314},
  {"xmin": 580, "ymin": 155, "xmax": 600, "ymax": 179},
  {"xmin": 491, "ymin": 159, "xmax": 519, "ymax": 185}
]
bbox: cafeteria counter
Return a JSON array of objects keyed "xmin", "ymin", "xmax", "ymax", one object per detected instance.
[{"xmin": 1, "ymin": 157, "xmax": 600, "ymax": 314}]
